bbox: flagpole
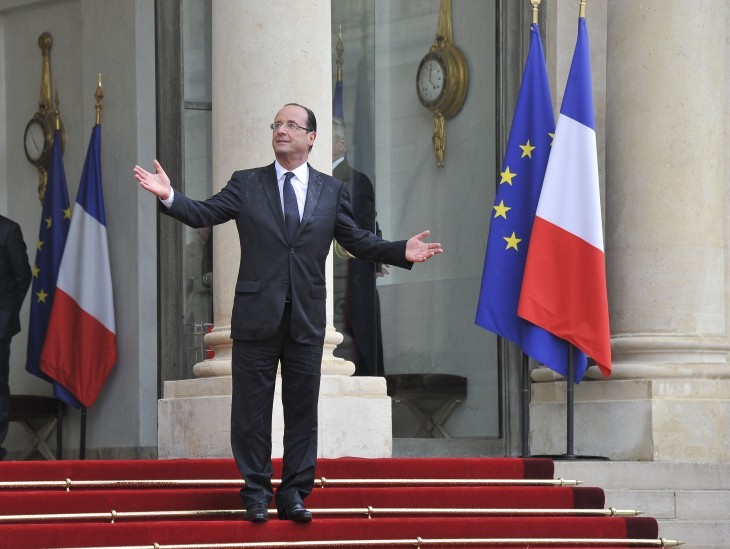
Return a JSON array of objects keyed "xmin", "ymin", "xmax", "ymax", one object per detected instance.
[
  {"xmin": 78, "ymin": 74, "xmax": 104, "ymax": 462},
  {"xmin": 78, "ymin": 407, "xmax": 86, "ymax": 460},
  {"xmin": 95, "ymin": 73, "xmax": 103, "ymax": 125},
  {"xmin": 566, "ymin": 343, "xmax": 576, "ymax": 459},
  {"xmin": 521, "ymin": 353, "xmax": 530, "ymax": 457},
  {"xmin": 56, "ymin": 400, "xmax": 64, "ymax": 460},
  {"xmin": 527, "ymin": 0, "xmax": 608, "ymax": 462},
  {"xmin": 518, "ymin": 0, "xmax": 543, "ymax": 460},
  {"xmin": 531, "ymin": 0, "xmax": 539, "ymax": 25}
]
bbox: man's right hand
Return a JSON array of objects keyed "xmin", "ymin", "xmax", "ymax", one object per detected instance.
[{"xmin": 133, "ymin": 159, "xmax": 172, "ymax": 200}]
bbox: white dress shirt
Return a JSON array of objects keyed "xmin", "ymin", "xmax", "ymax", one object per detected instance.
[
  {"xmin": 161, "ymin": 160, "xmax": 309, "ymax": 221},
  {"xmin": 274, "ymin": 160, "xmax": 308, "ymax": 221}
]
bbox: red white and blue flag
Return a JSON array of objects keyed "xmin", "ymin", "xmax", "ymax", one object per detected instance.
[
  {"xmin": 517, "ymin": 17, "xmax": 611, "ymax": 379},
  {"xmin": 476, "ymin": 22, "xmax": 587, "ymax": 377},
  {"xmin": 40, "ymin": 124, "xmax": 117, "ymax": 407}
]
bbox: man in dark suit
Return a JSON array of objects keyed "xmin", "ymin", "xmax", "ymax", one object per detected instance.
[
  {"xmin": 133, "ymin": 103, "xmax": 442, "ymax": 523},
  {"xmin": 332, "ymin": 117, "xmax": 384, "ymax": 377},
  {"xmin": 0, "ymin": 215, "xmax": 33, "ymax": 461}
]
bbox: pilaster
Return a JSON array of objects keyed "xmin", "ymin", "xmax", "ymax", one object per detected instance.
[{"xmin": 531, "ymin": 0, "xmax": 730, "ymax": 462}]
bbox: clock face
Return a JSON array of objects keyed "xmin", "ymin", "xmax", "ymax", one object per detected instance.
[
  {"xmin": 417, "ymin": 54, "xmax": 446, "ymax": 105},
  {"xmin": 24, "ymin": 117, "xmax": 48, "ymax": 166}
]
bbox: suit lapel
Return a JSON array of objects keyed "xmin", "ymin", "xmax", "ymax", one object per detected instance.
[
  {"xmin": 298, "ymin": 165, "xmax": 323, "ymax": 240},
  {"xmin": 261, "ymin": 163, "xmax": 288, "ymax": 240}
]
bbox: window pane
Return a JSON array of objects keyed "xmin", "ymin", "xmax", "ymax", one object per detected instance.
[
  {"xmin": 182, "ymin": 0, "xmax": 213, "ymax": 377},
  {"xmin": 332, "ymin": 0, "xmax": 499, "ymax": 443}
]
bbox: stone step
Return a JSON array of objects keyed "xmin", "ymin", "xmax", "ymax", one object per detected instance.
[
  {"xmin": 554, "ymin": 461, "xmax": 730, "ymax": 490},
  {"xmin": 603, "ymin": 489, "xmax": 730, "ymax": 521},
  {"xmin": 553, "ymin": 462, "xmax": 730, "ymax": 549},
  {"xmin": 656, "ymin": 519, "xmax": 730, "ymax": 549}
]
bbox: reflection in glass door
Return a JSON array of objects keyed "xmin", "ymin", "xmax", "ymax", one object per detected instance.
[{"xmin": 331, "ymin": 0, "xmax": 502, "ymax": 456}]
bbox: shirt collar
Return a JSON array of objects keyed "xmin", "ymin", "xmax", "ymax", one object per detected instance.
[
  {"xmin": 332, "ymin": 156, "xmax": 345, "ymax": 170},
  {"xmin": 275, "ymin": 160, "xmax": 309, "ymax": 185}
]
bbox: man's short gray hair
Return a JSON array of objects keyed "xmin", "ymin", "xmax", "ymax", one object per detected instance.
[{"xmin": 332, "ymin": 117, "xmax": 346, "ymax": 141}]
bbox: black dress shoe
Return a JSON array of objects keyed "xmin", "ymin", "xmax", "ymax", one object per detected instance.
[
  {"xmin": 244, "ymin": 503, "xmax": 269, "ymax": 523},
  {"xmin": 277, "ymin": 502, "xmax": 312, "ymax": 523}
]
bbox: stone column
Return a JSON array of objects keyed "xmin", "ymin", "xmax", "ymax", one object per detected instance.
[
  {"xmin": 194, "ymin": 1, "xmax": 353, "ymax": 379},
  {"xmin": 606, "ymin": 0, "xmax": 728, "ymax": 369},
  {"xmin": 158, "ymin": 1, "xmax": 392, "ymax": 459},
  {"xmin": 531, "ymin": 0, "xmax": 730, "ymax": 462}
]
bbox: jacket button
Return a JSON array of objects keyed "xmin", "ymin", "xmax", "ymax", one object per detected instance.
[
  {"xmin": 283, "ymin": 279, "xmax": 288, "ymax": 285},
  {"xmin": 290, "ymin": 248, "xmax": 295, "ymax": 254}
]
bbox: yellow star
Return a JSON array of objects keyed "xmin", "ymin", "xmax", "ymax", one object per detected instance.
[
  {"xmin": 64, "ymin": 207, "xmax": 72, "ymax": 220},
  {"xmin": 32, "ymin": 265, "xmax": 40, "ymax": 278},
  {"xmin": 36, "ymin": 288, "xmax": 48, "ymax": 303},
  {"xmin": 504, "ymin": 232, "xmax": 522, "ymax": 251},
  {"xmin": 500, "ymin": 166, "xmax": 517, "ymax": 185},
  {"xmin": 493, "ymin": 200, "xmax": 511, "ymax": 219},
  {"xmin": 45, "ymin": 216, "xmax": 52, "ymax": 229},
  {"xmin": 37, "ymin": 240, "xmax": 44, "ymax": 251},
  {"xmin": 519, "ymin": 140, "xmax": 535, "ymax": 158},
  {"xmin": 549, "ymin": 132, "xmax": 555, "ymax": 146}
]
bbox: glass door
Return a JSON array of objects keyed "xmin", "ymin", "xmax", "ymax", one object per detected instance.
[{"xmin": 331, "ymin": 0, "xmax": 506, "ymax": 456}]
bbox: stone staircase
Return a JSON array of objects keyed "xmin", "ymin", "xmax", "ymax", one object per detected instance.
[
  {"xmin": 554, "ymin": 461, "xmax": 730, "ymax": 549},
  {"xmin": 0, "ymin": 457, "xmax": 666, "ymax": 548}
]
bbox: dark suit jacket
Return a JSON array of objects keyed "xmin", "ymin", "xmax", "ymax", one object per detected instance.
[
  {"xmin": 164, "ymin": 163, "xmax": 411, "ymax": 346},
  {"xmin": 0, "ymin": 215, "xmax": 32, "ymax": 340},
  {"xmin": 333, "ymin": 160, "xmax": 384, "ymax": 376},
  {"xmin": 333, "ymin": 160, "xmax": 377, "ymax": 234}
]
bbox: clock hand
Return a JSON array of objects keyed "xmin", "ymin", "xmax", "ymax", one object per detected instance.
[{"xmin": 31, "ymin": 133, "xmax": 41, "ymax": 150}]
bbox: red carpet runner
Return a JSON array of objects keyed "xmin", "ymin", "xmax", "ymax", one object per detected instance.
[{"xmin": 0, "ymin": 457, "xmax": 667, "ymax": 548}]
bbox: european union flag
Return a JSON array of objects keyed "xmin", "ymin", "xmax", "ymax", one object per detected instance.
[
  {"xmin": 333, "ymin": 26, "xmax": 344, "ymax": 120},
  {"xmin": 26, "ymin": 128, "xmax": 81, "ymax": 407},
  {"xmin": 475, "ymin": 23, "xmax": 586, "ymax": 376},
  {"xmin": 333, "ymin": 77, "xmax": 344, "ymax": 120}
]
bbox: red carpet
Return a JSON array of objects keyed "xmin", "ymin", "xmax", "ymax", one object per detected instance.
[{"xmin": 0, "ymin": 457, "xmax": 664, "ymax": 548}]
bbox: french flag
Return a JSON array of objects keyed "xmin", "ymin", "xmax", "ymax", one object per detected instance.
[
  {"xmin": 40, "ymin": 124, "xmax": 117, "ymax": 407},
  {"xmin": 517, "ymin": 17, "xmax": 611, "ymax": 379}
]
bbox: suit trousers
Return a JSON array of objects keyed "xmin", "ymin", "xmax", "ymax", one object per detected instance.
[
  {"xmin": 0, "ymin": 338, "xmax": 10, "ymax": 457},
  {"xmin": 231, "ymin": 303, "xmax": 323, "ymax": 510}
]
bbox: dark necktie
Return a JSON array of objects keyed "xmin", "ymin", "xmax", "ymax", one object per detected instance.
[{"xmin": 283, "ymin": 172, "xmax": 300, "ymax": 242}]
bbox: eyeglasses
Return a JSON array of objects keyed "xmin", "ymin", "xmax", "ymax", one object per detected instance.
[{"xmin": 270, "ymin": 122, "xmax": 312, "ymax": 132}]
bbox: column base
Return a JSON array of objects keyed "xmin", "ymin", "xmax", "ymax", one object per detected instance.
[
  {"xmin": 158, "ymin": 374, "xmax": 392, "ymax": 459},
  {"xmin": 530, "ymin": 365, "xmax": 730, "ymax": 463}
]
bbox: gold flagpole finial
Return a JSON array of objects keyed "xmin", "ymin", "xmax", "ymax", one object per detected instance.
[
  {"xmin": 94, "ymin": 74, "xmax": 104, "ymax": 125},
  {"xmin": 579, "ymin": 0, "xmax": 586, "ymax": 18},
  {"xmin": 336, "ymin": 25, "xmax": 344, "ymax": 82},
  {"xmin": 530, "ymin": 0, "xmax": 541, "ymax": 25},
  {"xmin": 53, "ymin": 83, "xmax": 61, "ymax": 130}
]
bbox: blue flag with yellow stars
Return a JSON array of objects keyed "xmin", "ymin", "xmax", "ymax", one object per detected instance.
[
  {"xmin": 26, "ymin": 129, "xmax": 81, "ymax": 407},
  {"xmin": 333, "ymin": 75, "xmax": 344, "ymax": 120},
  {"xmin": 475, "ymin": 23, "xmax": 586, "ymax": 376}
]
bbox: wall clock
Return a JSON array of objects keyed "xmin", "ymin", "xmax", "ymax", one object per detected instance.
[
  {"xmin": 416, "ymin": 0, "xmax": 469, "ymax": 167},
  {"xmin": 25, "ymin": 32, "xmax": 64, "ymax": 203},
  {"xmin": 24, "ymin": 114, "xmax": 53, "ymax": 168}
]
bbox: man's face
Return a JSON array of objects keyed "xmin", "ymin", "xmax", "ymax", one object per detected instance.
[{"xmin": 272, "ymin": 105, "xmax": 316, "ymax": 164}]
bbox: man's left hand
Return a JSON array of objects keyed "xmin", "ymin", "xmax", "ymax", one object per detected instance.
[{"xmin": 405, "ymin": 230, "xmax": 443, "ymax": 263}]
